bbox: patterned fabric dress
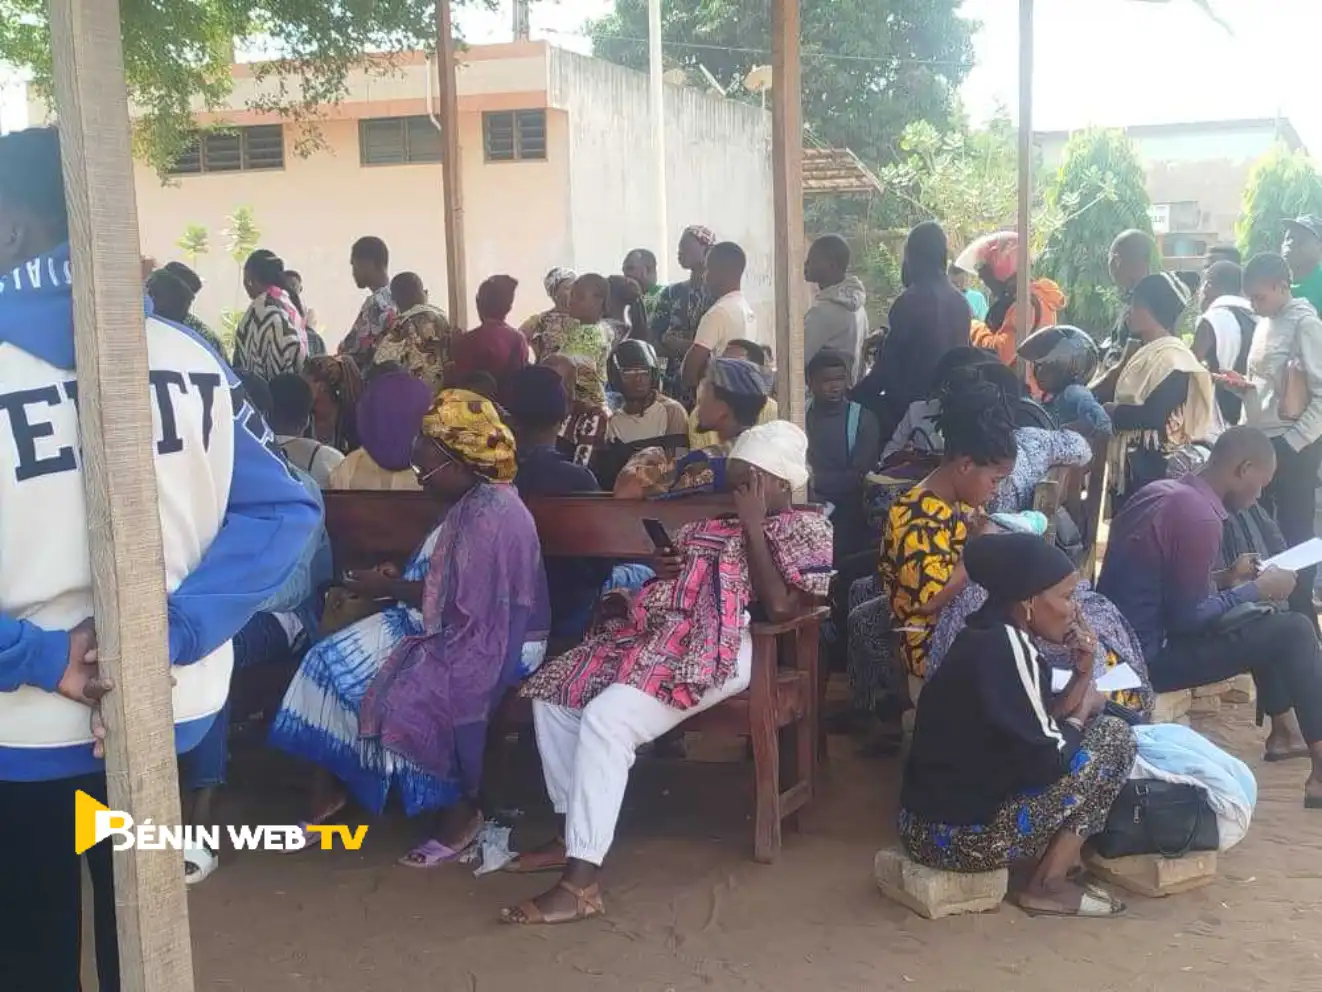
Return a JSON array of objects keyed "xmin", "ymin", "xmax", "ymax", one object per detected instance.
[
  {"xmin": 269, "ymin": 529, "xmax": 445, "ymax": 815},
  {"xmin": 881, "ymin": 487, "xmax": 971, "ymax": 679},
  {"xmin": 550, "ymin": 323, "xmax": 613, "ymax": 407},
  {"xmin": 232, "ymin": 286, "xmax": 308, "ymax": 381},
  {"xmin": 651, "ymin": 278, "xmax": 714, "ymax": 398},
  {"xmin": 927, "ymin": 581, "xmax": 1155, "ymax": 718},
  {"xmin": 846, "ymin": 574, "xmax": 895, "ymax": 711},
  {"xmin": 339, "ymin": 286, "xmax": 396, "ymax": 371},
  {"xmin": 989, "ymin": 427, "xmax": 1092, "ymax": 514},
  {"xmin": 373, "ymin": 303, "xmax": 452, "ymax": 391},
  {"xmin": 521, "ymin": 308, "xmax": 576, "ymax": 352},
  {"xmin": 269, "ymin": 486, "xmax": 549, "ymax": 816},
  {"xmin": 523, "ymin": 511, "xmax": 834, "ymax": 711},
  {"xmin": 845, "ymin": 427, "xmax": 1092, "ymax": 710},
  {"xmin": 900, "ymin": 715, "xmax": 1137, "ymax": 872},
  {"xmin": 613, "ymin": 442, "xmax": 733, "ymax": 498},
  {"xmin": 557, "ymin": 399, "xmax": 610, "ymax": 468}
]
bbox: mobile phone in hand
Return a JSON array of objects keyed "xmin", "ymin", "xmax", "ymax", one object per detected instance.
[{"xmin": 641, "ymin": 517, "xmax": 675, "ymax": 553}]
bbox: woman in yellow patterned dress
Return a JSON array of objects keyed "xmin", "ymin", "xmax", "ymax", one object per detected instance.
[{"xmin": 881, "ymin": 368, "xmax": 1019, "ymax": 680}]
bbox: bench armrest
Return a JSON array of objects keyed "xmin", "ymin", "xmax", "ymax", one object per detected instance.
[{"xmin": 750, "ymin": 606, "xmax": 830, "ymax": 637}]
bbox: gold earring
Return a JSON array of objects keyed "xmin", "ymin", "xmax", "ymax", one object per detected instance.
[{"xmin": 1024, "ymin": 600, "xmax": 1034, "ymax": 624}]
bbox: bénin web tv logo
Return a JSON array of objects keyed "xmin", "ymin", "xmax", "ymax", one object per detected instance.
[{"xmin": 73, "ymin": 790, "xmax": 367, "ymax": 854}]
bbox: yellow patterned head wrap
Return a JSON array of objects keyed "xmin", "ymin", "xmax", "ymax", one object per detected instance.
[{"xmin": 419, "ymin": 389, "xmax": 517, "ymax": 483}]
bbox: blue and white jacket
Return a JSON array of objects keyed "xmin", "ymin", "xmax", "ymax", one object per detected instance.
[{"xmin": 0, "ymin": 245, "xmax": 320, "ymax": 781}]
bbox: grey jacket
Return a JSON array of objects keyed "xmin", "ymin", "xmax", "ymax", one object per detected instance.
[
  {"xmin": 804, "ymin": 276, "xmax": 868, "ymax": 379},
  {"xmin": 1244, "ymin": 297, "xmax": 1322, "ymax": 451}
]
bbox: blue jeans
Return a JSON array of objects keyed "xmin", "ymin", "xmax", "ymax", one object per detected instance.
[{"xmin": 180, "ymin": 613, "xmax": 291, "ymax": 792}]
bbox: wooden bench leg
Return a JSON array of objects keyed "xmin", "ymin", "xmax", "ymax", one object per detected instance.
[
  {"xmin": 749, "ymin": 632, "xmax": 781, "ymax": 864},
  {"xmin": 816, "ymin": 626, "xmax": 830, "ymax": 766},
  {"xmin": 799, "ymin": 624, "xmax": 820, "ymax": 799}
]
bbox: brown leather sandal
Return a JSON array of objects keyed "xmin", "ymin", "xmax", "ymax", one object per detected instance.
[{"xmin": 500, "ymin": 881, "xmax": 605, "ymax": 925}]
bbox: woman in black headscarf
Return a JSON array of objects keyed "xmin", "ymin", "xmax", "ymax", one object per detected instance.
[{"xmin": 899, "ymin": 533, "xmax": 1137, "ymax": 918}]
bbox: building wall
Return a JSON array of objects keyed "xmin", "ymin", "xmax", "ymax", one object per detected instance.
[
  {"xmin": 79, "ymin": 41, "xmax": 776, "ymax": 350},
  {"xmin": 132, "ymin": 109, "xmax": 572, "ymax": 346},
  {"xmin": 550, "ymin": 50, "xmax": 776, "ymax": 343},
  {"xmin": 1037, "ymin": 124, "xmax": 1284, "ymax": 174},
  {"xmin": 1037, "ymin": 122, "xmax": 1287, "ymax": 263}
]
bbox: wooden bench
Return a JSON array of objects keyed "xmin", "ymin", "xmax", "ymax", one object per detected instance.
[{"xmin": 321, "ymin": 489, "xmax": 825, "ymax": 864}]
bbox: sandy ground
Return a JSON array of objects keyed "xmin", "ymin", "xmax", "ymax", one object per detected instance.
[{"xmin": 88, "ymin": 700, "xmax": 1322, "ymax": 992}]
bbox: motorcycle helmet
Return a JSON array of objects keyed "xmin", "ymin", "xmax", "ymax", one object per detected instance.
[
  {"xmin": 608, "ymin": 338, "xmax": 662, "ymax": 392},
  {"xmin": 1017, "ymin": 324, "xmax": 1099, "ymax": 395}
]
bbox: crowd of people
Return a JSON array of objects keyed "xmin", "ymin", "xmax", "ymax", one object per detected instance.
[{"xmin": 6, "ymin": 118, "xmax": 1322, "ymax": 987}]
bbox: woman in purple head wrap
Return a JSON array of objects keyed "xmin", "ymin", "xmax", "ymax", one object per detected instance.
[{"xmin": 326, "ymin": 370, "xmax": 434, "ymax": 490}]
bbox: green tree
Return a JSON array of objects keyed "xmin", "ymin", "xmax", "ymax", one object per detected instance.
[
  {"xmin": 1038, "ymin": 129, "xmax": 1153, "ymax": 337},
  {"xmin": 877, "ymin": 116, "xmax": 1024, "ymax": 259},
  {"xmin": 1236, "ymin": 145, "xmax": 1322, "ymax": 260},
  {"xmin": 0, "ymin": 1, "xmax": 444, "ymax": 173},
  {"xmin": 176, "ymin": 224, "xmax": 210, "ymax": 269},
  {"xmin": 222, "ymin": 205, "xmax": 260, "ymax": 267},
  {"xmin": 589, "ymin": 0, "xmax": 976, "ymax": 164},
  {"xmin": 218, "ymin": 205, "xmax": 260, "ymax": 347}
]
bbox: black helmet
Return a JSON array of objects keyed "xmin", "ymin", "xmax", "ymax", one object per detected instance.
[
  {"xmin": 608, "ymin": 339, "xmax": 661, "ymax": 391},
  {"xmin": 1017, "ymin": 324, "xmax": 1098, "ymax": 395}
]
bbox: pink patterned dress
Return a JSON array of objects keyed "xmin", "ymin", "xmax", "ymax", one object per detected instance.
[{"xmin": 522, "ymin": 510, "xmax": 833, "ymax": 710}]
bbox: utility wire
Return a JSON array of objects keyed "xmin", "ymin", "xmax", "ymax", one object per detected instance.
[{"xmin": 535, "ymin": 25, "xmax": 976, "ymax": 70}]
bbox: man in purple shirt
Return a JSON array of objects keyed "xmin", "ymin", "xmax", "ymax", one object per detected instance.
[{"xmin": 1098, "ymin": 427, "xmax": 1322, "ymax": 807}]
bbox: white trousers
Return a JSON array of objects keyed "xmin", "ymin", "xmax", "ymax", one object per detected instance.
[{"xmin": 532, "ymin": 628, "xmax": 753, "ymax": 865}]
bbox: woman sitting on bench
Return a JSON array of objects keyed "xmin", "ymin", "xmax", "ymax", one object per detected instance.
[
  {"xmin": 500, "ymin": 421, "xmax": 833, "ymax": 924},
  {"xmin": 269, "ymin": 390, "xmax": 550, "ymax": 866},
  {"xmin": 849, "ymin": 368, "xmax": 1017, "ymax": 720},
  {"xmin": 900, "ymin": 533, "xmax": 1137, "ymax": 918},
  {"xmin": 327, "ymin": 368, "xmax": 432, "ymax": 492}
]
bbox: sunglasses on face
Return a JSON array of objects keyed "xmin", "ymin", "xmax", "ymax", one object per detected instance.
[{"xmin": 411, "ymin": 437, "xmax": 454, "ymax": 484}]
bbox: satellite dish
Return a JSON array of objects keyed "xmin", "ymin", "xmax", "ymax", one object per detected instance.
[{"xmin": 744, "ymin": 65, "xmax": 773, "ymax": 93}]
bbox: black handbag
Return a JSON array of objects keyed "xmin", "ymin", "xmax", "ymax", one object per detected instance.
[{"xmin": 1092, "ymin": 780, "xmax": 1219, "ymax": 859}]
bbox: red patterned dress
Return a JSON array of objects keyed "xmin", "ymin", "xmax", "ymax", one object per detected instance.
[{"xmin": 522, "ymin": 510, "xmax": 833, "ymax": 710}]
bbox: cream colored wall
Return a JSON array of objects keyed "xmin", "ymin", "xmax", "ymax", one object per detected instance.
[
  {"xmin": 134, "ymin": 110, "xmax": 572, "ymax": 347},
  {"xmin": 550, "ymin": 50, "xmax": 775, "ymax": 342}
]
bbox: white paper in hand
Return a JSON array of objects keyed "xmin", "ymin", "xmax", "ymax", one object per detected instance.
[
  {"xmin": 1051, "ymin": 662, "xmax": 1143, "ymax": 694},
  {"xmin": 1263, "ymin": 538, "xmax": 1322, "ymax": 574}
]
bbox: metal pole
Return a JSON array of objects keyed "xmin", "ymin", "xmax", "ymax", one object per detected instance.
[
  {"xmin": 47, "ymin": 0, "xmax": 194, "ymax": 987},
  {"xmin": 1015, "ymin": 0, "xmax": 1034, "ymax": 354},
  {"xmin": 648, "ymin": 0, "xmax": 669, "ymax": 281},
  {"xmin": 437, "ymin": 0, "xmax": 468, "ymax": 328}
]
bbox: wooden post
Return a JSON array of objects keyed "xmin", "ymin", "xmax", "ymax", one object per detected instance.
[
  {"xmin": 1015, "ymin": 0, "xmax": 1034, "ymax": 353},
  {"xmin": 47, "ymin": 1, "xmax": 195, "ymax": 990},
  {"xmin": 436, "ymin": 0, "xmax": 468, "ymax": 328},
  {"xmin": 648, "ymin": 0, "xmax": 669, "ymax": 282},
  {"xmin": 771, "ymin": 0, "xmax": 807, "ymax": 428}
]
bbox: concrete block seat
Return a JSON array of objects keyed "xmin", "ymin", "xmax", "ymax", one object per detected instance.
[
  {"xmin": 1084, "ymin": 849, "xmax": 1218, "ymax": 898},
  {"xmin": 874, "ymin": 845, "xmax": 1007, "ymax": 919}
]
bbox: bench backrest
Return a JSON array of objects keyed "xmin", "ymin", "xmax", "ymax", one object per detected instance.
[
  {"xmin": 526, "ymin": 494, "xmax": 736, "ymax": 558},
  {"xmin": 323, "ymin": 490, "xmax": 440, "ymax": 572},
  {"xmin": 321, "ymin": 489, "xmax": 738, "ymax": 570}
]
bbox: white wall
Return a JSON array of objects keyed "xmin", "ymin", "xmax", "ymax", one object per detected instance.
[
  {"xmin": 550, "ymin": 50, "xmax": 775, "ymax": 341},
  {"xmin": 133, "ymin": 111, "xmax": 572, "ymax": 345}
]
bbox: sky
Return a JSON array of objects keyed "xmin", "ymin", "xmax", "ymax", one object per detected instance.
[
  {"xmin": 462, "ymin": 0, "xmax": 1322, "ymax": 153},
  {"xmin": 5, "ymin": 0, "xmax": 1320, "ymax": 153}
]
